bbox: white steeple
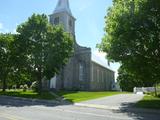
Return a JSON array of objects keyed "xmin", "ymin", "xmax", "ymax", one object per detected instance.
[{"xmin": 54, "ymin": 0, "xmax": 72, "ymax": 15}]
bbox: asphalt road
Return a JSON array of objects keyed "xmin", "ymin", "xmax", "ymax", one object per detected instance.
[
  {"xmin": 79, "ymin": 94, "xmax": 144, "ymax": 108},
  {"xmin": 0, "ymin": 96, "xmax": 160, "ymax": 120}
]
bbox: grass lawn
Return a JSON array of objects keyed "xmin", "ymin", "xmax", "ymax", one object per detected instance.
[
  {"xmin": 136, "ymin": 95, "xmax": 160, "ymax": 109},
  {"xmin": 0, "ymin": 90, "xmax": 55, "ymax": 100},
  {"xmin": 57, "ymin": 91, "xmax": 129, "ymax": 103}
]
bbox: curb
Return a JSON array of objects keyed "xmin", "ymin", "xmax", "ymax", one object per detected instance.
[
  {"xmin": 74, "ymin": 103, "xmax": 160, "ymax": 114},
  {"xmin": 74, "ymin": 103, "xmax": 120, "ymax": 110},
  {"xmin": 0, "ymin": 95, "xmax": 60, "ymax": 105}
]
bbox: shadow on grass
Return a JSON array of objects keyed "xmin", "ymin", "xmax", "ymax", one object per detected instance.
[
  {"xmin": 0, "ymin": 91, "xmax": 55, "ymax": 100},
  {"xmin": 0, "ymin": 90, "xmax": 73, "ymax": 108},
  {"xmin": 112, "ymin": 96, "xmax": 160, "ymax": 120},
  {"xmin": 135, "ymin": 98, "xmax": 160, "ymax": 109},
  {"xmin": 55, "ymin": 90, "xmax": 80, "ymax": 103}
]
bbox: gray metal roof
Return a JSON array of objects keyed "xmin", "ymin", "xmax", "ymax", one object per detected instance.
[{"xmin": 91, "ymin": 52, "xmax": 115, "ymax": 72}]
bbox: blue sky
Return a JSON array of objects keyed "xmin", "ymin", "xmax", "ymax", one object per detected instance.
[
  {"xmin": 0, "ymin": 0, "xmax": 120, "ymax": 79},
  {"xmin": 0, "ymin": 0, "xmax": 112, "ymax": 49}
]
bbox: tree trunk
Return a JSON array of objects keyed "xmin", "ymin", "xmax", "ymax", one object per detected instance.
[
  {"xmin": 37, "ymin": 68, "xmax": 42, "ymax": 94},
  {"xmin": 2, "ymin": 79, "xmax": 6, "ymax": 92}
]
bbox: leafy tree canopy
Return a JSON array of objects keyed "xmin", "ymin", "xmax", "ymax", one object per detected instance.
[
  {"xmin": 0, "ymin": 33, "xmax": 14, "ymax": 91},
  {"xmin": 117, "ymin": 65, "xmax": 155, "ymax": 92},
  {"xmin": 99, "ymin": 0, "xmax": 160, "ymax": 86},
  {"xmin": 16, "ymin": 14, "xmax": 74, "ymax": 92}
]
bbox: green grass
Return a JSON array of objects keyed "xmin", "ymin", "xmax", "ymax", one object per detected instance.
[
  {"xmin": 0, "ymin": 90, "xmax": 55, "ymax": 100},
  {"xmin": 136, "ymin": 95, "xmax": 160, "ymax": 109},
  {"xmin": 57, "ymin": 91, "xmax": 129, "ymax": 103}
]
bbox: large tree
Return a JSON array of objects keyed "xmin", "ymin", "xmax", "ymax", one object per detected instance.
[
  {"xmin": 16, "ymin": 14, "xmax": 74, "ymax": 93},
  {"xmin": 117, "ymin": 65, "xmax": 150, "ymax": 92},
  {"xmin": 99, "ymin": 0, "xmax": 160, "ymax": 90},
  {"xmin": 0, "ymin": 33, "xmax": 14, "ymax": 91}
]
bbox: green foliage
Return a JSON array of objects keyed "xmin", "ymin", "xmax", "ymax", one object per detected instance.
[
  {"xmin": 136, "ymin": 95, "xmax": 160, "ymax": 109},
  {"xmin": 23, "ymin": 84, "xmax": 29, "ymax": 92},
  {"xmin": 0, "ymin": 80, "xmax": 2, "ymax": 89},
  {"xmin": 118, "ymin": 66, "xmax": 144, "ymax": 92},
  {"xmin": 0, "ymin": 90, "xmax": 55, "ymax": 100},
  {"xmin": 99, "ymin": 0, "xmax": 160, "ymax": 86},
  {"xmin": 0, "ymin": 33, "xmax": 14, "ymax": 91},
  {"xmin": 16, "ymin": 14, "xmax": 74, "ymax": 92},
  {"xmin": 0, "ymin": 14, "xmax": 73, "ymax": 92}
]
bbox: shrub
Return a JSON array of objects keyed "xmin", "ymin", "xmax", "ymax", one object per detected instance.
[
  {"xmin": 12, "ymin": 85, "xmax": 17, "ymax": 89},
  {"xmin": 20, "ymin": 85, "xmax": 24, "ymax": 89},
  {"xmin": 23, "ymin": 84, "xmax": 28, "ymax": 92}
]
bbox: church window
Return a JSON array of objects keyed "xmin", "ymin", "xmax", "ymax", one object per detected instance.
[
  {"xmin": 102, "ymin": 71, "xmax": 104, "ymax": 83},
  {"xmin": 54, "ymin": 17, "xmax": 59, "ymax": 25},
  {"xmin": 97, "ymin": 69, "xmax": 99, "ymax": 83},
  {"xmin": 100, "ymin": 70, "xmax": 102, "ymax": 83},
  {"xmin": 79, "ymin": 63, "xmax": 84, "ymax": 81},
  {"xmin": 69, "ymin": 19, "xmax": 72, "ymax": 27},
  {"xmin": 91, "ymin": 65, "xmax": 94, "ymax": 82}
]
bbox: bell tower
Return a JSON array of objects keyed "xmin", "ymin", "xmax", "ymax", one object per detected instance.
[
  {"xmin": 49, "ymin": 0, "xmax": 76, "ymax": 36},
  {"xmin": 49, "ymin": 0, "xmax": 92, "ymax": 91}
]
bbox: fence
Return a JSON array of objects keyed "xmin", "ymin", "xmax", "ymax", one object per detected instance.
[{"xmin": 133, "ymin": 87, "xmax": 160, "ymax": 94}]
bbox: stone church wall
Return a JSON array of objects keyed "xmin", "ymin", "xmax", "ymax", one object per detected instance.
[
  {"xmin": 48, "ymin": 0, "xmax": 115, "ymax": 91},
  {"xmin": 73, "ymin": 45, "xmax": 91, "ymax": 90},
  {"xmin": 55, "ymin": 44, "xmax": 92, "ymax": 91},
  {"xmin": 90, "ymin": 62, "xmax": 115, "ymax": 91}
]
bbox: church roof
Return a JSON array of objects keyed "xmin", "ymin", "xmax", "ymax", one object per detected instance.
[
  {"xmin": 53, "ymin": 0, "xmax": 72, "ymax": 16},
  {"xmin": 91, "ymin": 52, "xmax": 115, "ymax": 72}
]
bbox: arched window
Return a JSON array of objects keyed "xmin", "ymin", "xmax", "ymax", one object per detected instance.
[
  {"xmin": 69, "ymin": 19, "xmax": 72, "ymax": 27},
  {"xmin": 79, "ymin": 63, "xmax": 84, "ymax": 81},
  {"xmin": 97, "ymin": 69, "xmax": 100, "ymax": 83}
]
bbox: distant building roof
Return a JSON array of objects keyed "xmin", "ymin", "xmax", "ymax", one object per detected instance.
[
  {"xmin": 53, "ymin": 0, "xmax": 72, "ymax": 16},
  {"xmin": 91, "ymin": 52, "xmax": 115, "ymax": 72}
]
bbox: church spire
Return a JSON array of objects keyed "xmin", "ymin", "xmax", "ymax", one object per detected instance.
[
  {"xmin": 54, "ymin": 0, "xmax": 72, "ymax": 15},
  {"xmin": 50, "ymin": 0, "xmax": 75, "ymax": 36}
]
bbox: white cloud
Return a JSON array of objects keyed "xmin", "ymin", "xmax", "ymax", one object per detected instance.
[
  {"xmin": 93, "ymin": 50, "xmax": 106, "ymax": 58},
  {"xmin": 92, "ymin": 50, "xmax": 109, "ymax": 68},
  {"xmin": 0, "ymin": 22, "xmax": 17, "ymax": 34},
  {"xmin": 0, "ymin": 22, "xmax": 9, "ymax": 33},
  {"xmin": 0, "ymin": 29, "xmax": 9, "ymax": 33},
  {"xmin": 0, "ymin": 22, "xmax": 3, "ymax": 29},
  {"xmin": 12, "ymin": 28, "xmax": 17, "ymax": 34}
]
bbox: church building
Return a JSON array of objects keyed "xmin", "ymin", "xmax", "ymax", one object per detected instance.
[{"xmin": 48, "ymin": 0, "xmax": 115, "ymax": 91}]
